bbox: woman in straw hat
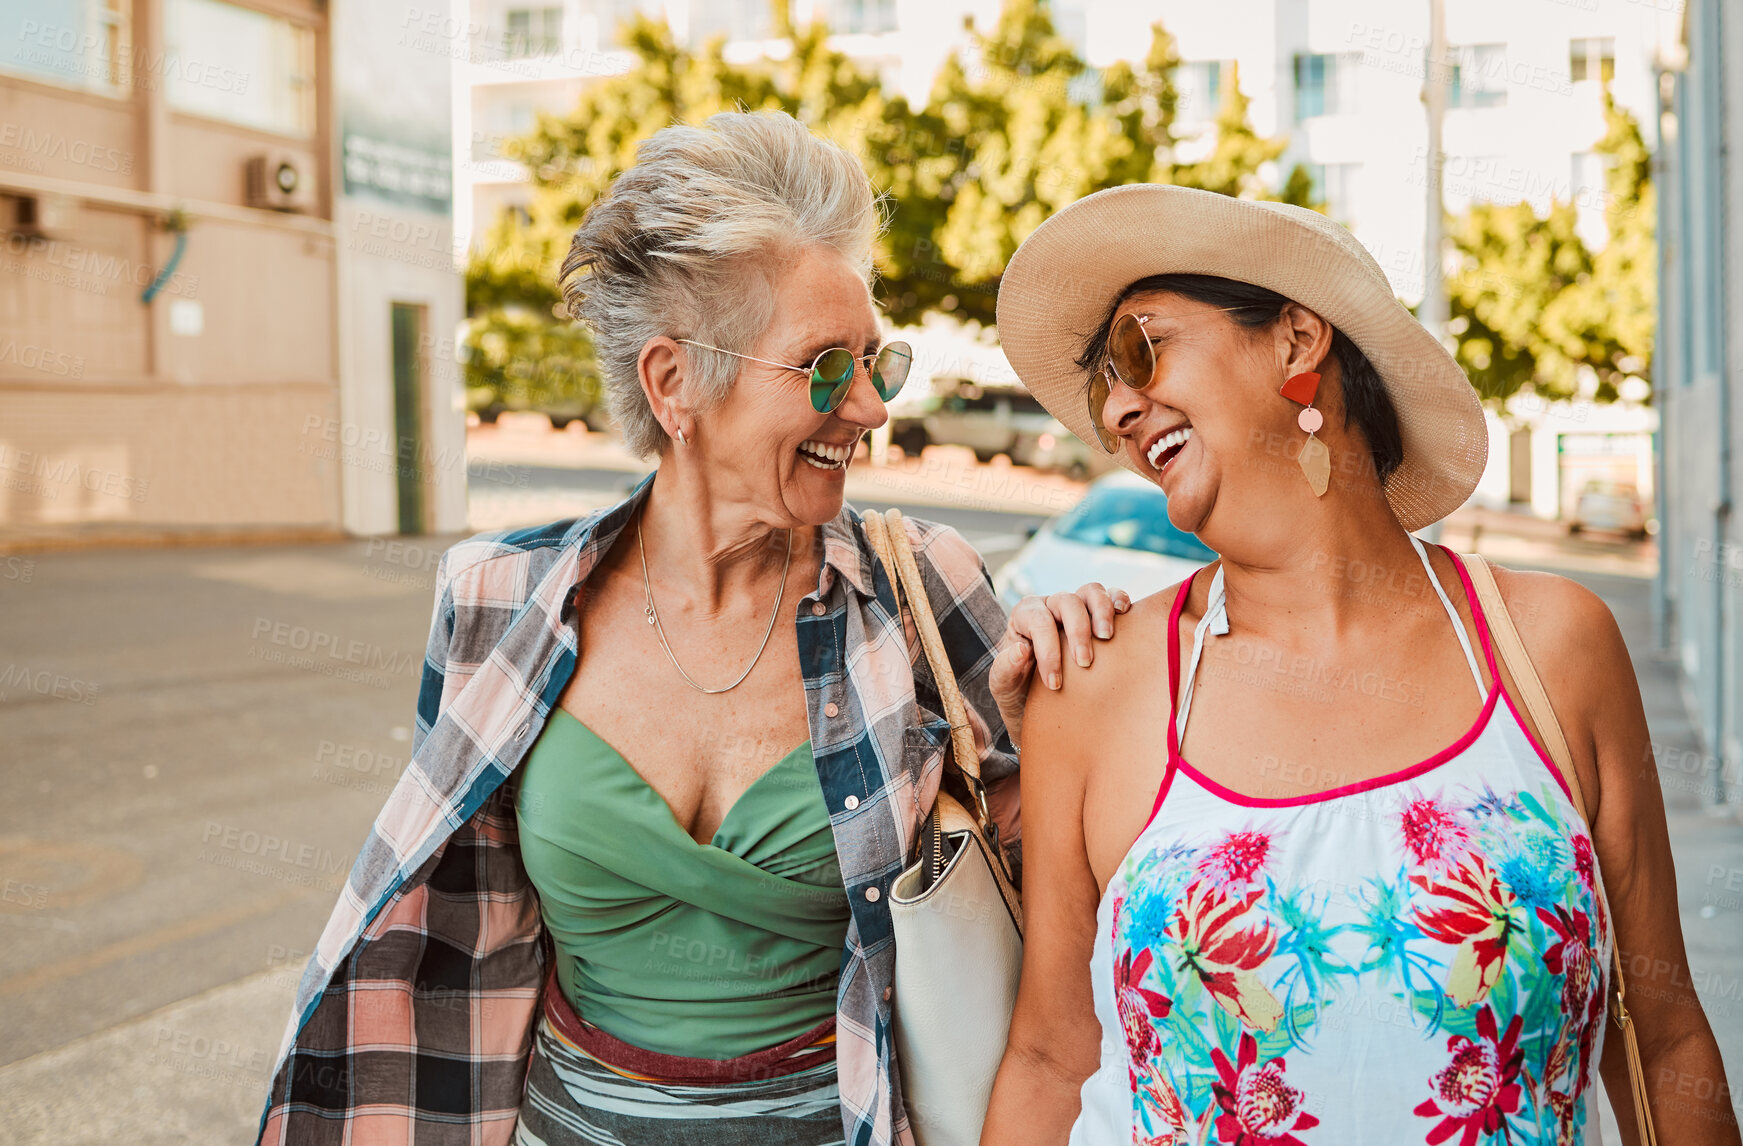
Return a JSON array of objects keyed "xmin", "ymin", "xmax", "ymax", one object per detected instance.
[{"xmin": 981, "ymin": 185, "xmax": 1736, "ymax": 1145}]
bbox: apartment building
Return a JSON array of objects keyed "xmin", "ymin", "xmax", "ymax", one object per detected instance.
[
  {"xmin": 0, "ymin": 0, "xmax": 465, "ymax": 540},
  {"xmin": 1654, "ymin": 0, "xmax": 1740, "ymax": 802}
]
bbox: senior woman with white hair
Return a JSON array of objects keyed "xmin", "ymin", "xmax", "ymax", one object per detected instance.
[{"xmin": 253, "ymin": 111, "xmax": 1122, "ymax": 1146}]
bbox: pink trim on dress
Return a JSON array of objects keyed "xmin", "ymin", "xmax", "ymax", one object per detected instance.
[
  {"xmin": 1442, "ymin": 546, "xmax": 1581, "ymax": 809},
  {"xmin": 1141, "ymin": 759, "xmax": 1179, "ymax": 834},
  {"xmin": 1163, "ymin": 570, "xmax": 1199, "ymax": 764},
  {"xmin": 1160, "ymin": 546, "xmax": 1516, "ymax": 809},
  {"xmin": 1168, "ymin": 685, "xmax": 1499, "ymax": 808}
]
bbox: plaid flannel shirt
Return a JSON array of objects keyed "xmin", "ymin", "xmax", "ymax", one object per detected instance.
[{"xmin": 255, "ymin": 470, "xmax": 1021, "ymax": 1146}]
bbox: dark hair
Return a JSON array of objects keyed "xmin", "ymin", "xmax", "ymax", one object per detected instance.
[{"xmin": 1074, "ymin": 273, "xmax": 1404, "ymax": 484}]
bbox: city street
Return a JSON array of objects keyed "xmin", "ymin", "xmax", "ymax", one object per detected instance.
[{"xmin": 0, "ymin": 440, "xmax": 1734, "ymax": 1144}]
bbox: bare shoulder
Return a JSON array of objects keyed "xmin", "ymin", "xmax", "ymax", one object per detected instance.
[
  {"xmin": 1488, "ymin": 564, "xmax": 1629, "ymax": 669},
  {"xmin": 1485, "ymin": 563, "xmax": 1637, "ymax": 746},
  {"xmin": 1025, "ymin": 577, "xmax": 1187, "ymax": 726}
]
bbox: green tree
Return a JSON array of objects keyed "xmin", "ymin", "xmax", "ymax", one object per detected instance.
[
  {"xmin": 463, "ymin": 16, "xmax": 895, "ymax": 414},
  {"xmin": 1447, "ymin": 88, "xmax": 1654, "ymax": 406},
  {"xmin": 465, "ymin": 0, "xmax": 1323, "ymax": 403}
]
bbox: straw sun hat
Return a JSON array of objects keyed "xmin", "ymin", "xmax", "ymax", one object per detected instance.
[{"xmin": 995, "ymin": 184, "xmax": 1488, "ymax": 531}]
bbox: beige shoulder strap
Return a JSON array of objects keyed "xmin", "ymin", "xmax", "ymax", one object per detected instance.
[
  {"xmin": 1461, "ymin": 552, "xmax": 1657, "ymax": 1146},
  {"xmin": 861, "ymin": 509, "xmax": 981, "ymax": 788},
  {"xmin": 1461, "ymin": 553, "xmax": 1586, "ymax": 818}
]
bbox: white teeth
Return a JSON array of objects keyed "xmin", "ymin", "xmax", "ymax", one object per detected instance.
[
  {"xmin": 1147, "ymin": 426, "xmax": 1193, "ymax": 469},
  {"xmin": 798, "ymin": 439, "xmax": 851, "ymax": 469}
]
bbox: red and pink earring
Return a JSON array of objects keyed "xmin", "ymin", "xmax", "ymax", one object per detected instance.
[{"xmin": 1279, "ymin": 371, "xmax": 1329, "ymax": 496}]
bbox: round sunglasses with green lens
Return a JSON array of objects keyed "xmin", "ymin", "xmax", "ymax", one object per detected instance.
[{"xmin": 678, "ymin": 339, "xmax": 912, "ymax": 414}]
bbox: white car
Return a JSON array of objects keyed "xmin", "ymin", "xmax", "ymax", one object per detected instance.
[
  {"xmin": 1568, "ymin": 480, "xmax": 1650, "ymax": 539},
  {"xmin": 993, "ymin": 471, "xmax": 1217, "ymax": 610}
]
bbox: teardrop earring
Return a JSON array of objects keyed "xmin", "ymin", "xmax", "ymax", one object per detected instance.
[{"xmin": 1280, "ymin": 372, "xmax": 1329, "ymax": 497}]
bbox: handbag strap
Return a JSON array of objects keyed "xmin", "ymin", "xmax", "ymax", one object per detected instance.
[
  {"xmin": 862, "ymin": 510, "xmax": 993, "ymax": 828},
  {"xmin": 1463, "ymin": 552, "xmax": 1657, "ymax": 1146}
]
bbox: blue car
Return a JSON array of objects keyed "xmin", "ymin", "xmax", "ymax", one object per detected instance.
[{"xmin": 993, "ymin": 471, "xmax": 1217, "ymax": 611}]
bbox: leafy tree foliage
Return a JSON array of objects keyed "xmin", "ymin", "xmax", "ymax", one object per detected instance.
[
  {"xmin": 1447, "ymin": 88, "xmax": 1654, "ymax": 406},
  {"xmin": 464, "ymin": 0, "xmax": 1317, "ymax": 408}
]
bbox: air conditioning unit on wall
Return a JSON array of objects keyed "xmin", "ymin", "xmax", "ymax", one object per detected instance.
[{"xmin": 245, "ymin": 153, "xmax": 316, "ymax": 212}]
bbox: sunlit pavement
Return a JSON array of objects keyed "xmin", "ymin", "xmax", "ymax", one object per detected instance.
[{"xmin": 0, "ymin": 436, "xmax": 1726, "ymax": 1145}]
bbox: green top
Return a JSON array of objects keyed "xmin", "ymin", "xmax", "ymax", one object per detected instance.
[{"xmin": 514, "ymin": 708, "xmax": 851, "ymax": 1060}]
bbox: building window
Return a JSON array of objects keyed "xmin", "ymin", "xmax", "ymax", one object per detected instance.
[
  {"xmin": 1177, "ymin": 60, "xmax": 1226, "ymax": 124},
  {"xmin": 690, "ymin": 0, "xmax": 773, "ymax": 43},
  {"xmin": 1449, "ymin": 44, "xmax": 1507, "ymax": 109},
  {"xmin": 1305, "ymin": 162, "xmax": 1360, "ymax": 223},
  {"xmin": 1294, "ymin": 53, "xmax": 1357, "ymax": 119},
  {"xmin": 1569, "ymin": 37, "xmax": 1615, "ymax": 84},
  {"xmin": 164, "ymin": 0, "xmax": 316, "ymax": 138},
  {"xmin": 796, "ymin": 0, "xmax": 898, "ymax": 35},
  {"xmin": 0, "ymin": 0, "xmax": 131, "ymax": 95},
  {"xmin": 505, "ymin": 7, "xmax": 563, "ymax": 57}
]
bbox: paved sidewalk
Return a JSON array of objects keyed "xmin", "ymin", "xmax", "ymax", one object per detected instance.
[{"xmin": 0, "ymin": 968, "xmax": 294, "ymax": 1146}]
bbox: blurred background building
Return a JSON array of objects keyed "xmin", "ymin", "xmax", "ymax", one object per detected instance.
[
  {"xmin": 454, "ymin": 0, "xmax": 1669, "ymax": 526},
  {"xmin": 1654, "ymin": 0, "xmax": 1740, "ymax": 799},
  {"xmin": 0, "ymin": 0, "xmax": 466, "ymax": 542}
]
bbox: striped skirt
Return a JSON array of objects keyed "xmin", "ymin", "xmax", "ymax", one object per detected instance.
[{"xmin": 512, "ymin": 963, "xmax": 845, "ymax": 1146}]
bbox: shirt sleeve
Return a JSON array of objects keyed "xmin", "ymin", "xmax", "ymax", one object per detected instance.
[{"xmin": 411, "ymin": 546, "xmax": 458, "ymax": 760}]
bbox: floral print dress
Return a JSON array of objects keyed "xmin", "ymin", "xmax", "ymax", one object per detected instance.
[{"xmin": 1071, "ymin": 540, "xmax": 1613, "ymax": 1146}]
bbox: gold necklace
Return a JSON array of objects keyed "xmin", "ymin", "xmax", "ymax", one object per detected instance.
[{"xmin": 638, "ymin": 508, "xmax": 792, "ymax": 694}]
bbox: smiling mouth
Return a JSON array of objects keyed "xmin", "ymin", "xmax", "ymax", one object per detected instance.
[
  {"xmin": 797, "ymin": 437, "xmax": 854, "ymax": 471},
  {"xmin": 1146, "ymin": 425, "xmax": 1193, "ymax": 473}
]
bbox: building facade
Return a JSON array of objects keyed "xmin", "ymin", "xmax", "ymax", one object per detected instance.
[
  {"xmin": 1654, "ymin": 0, "xmax": 1740, "ymax": 805},
  {"xmin": 0, "ymin": 0, "xmax": 465, "ymax": 541}
]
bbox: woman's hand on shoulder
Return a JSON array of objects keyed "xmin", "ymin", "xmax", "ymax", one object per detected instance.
[{"xmin": 991, "ymin": 583, "xmax": 1132, "ymax": 747}]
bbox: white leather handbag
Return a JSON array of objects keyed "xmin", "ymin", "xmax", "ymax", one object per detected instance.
[{"xmin": 862, "ymin": 509, "xmax": 1024, "ymax": 1146}]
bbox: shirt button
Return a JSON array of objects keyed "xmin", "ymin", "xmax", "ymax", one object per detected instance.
[
  {"xmin": 864, "ymin": 886, "xmax": 880, "ymax": 903},
  {"xmin": 824, "ymin": 702, "xmax": 840, "ymax": 718},
  {"xmin": 844, "ymin": 794, "xmax": 859, "ymax": 811},
  {"xmin": 811, "ymin": 601, "xmax": 827, "ymax": 616}
]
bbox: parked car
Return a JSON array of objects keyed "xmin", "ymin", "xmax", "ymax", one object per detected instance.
[
  {"xmin": 888, "ymin": 379, "xmax": 1113, "ymax": 477},
  {"xmin": 1010, "ymin": 420, "xmax": 1119, "ymax": 481},
  {"xmin": 993, "ymin": 471, "xmax": 1217, "ymax": 611},
  {"xmin": 1568, "ymin": 479, "xmax": 1649, "ymax": 539}
]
